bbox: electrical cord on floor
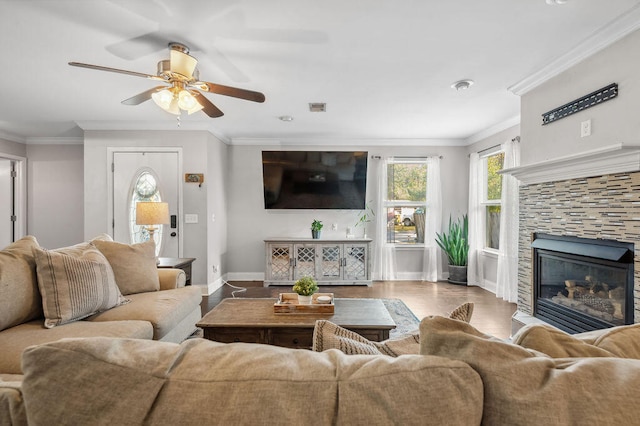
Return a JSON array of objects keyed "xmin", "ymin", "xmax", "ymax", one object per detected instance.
[{"xmin": 223, "ymin": 280, "xmax": 247, "ymax": 298}]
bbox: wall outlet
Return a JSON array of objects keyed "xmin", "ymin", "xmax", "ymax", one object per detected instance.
[
  {"xmin": 581, "ymin": 119, "xmax": 591, "ymax": 137},
  {"xmin": 212, "ymin": 264, "xmax": 219, "ymax": 273},
  {"xmin": 332, "ymin": 223, "xmax": 338, "ymax": 231}
]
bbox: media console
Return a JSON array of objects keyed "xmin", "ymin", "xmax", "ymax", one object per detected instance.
[{"xmin": 264, "ymin": 238, "xmax": 372, "ymax": 286}]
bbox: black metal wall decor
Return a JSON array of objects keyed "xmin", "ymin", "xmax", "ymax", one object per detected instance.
[{"xmin": 541, "ymin": 83, "xmax": 618, "ymax": 125}]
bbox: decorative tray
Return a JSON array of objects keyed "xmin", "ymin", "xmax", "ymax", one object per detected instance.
[{"xmin": 274, "ymin": 293, "xmax": 335, "ymax": 314}]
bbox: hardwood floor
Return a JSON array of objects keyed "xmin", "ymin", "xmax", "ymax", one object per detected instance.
[{"xmin": 203, "ymin": 280, "xmax": 517, "ymax": 339}]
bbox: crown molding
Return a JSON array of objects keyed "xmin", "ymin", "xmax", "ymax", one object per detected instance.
[
  {"xmin": 464, "ymin": 115, "xmax": 520, "ymax": 145},
  {"xmin": 25, "ymin": 137, "xmax": 83, "ymax": 145},
  {"xmin": 75, "ymin": 120, "xmax": 231, "ymax": 144},
  {"xmin": 501, "ymin": 143, "xmax": 640, "ymax": 185},
  {"xmin": 0, "ymin": 130, "xmax": 26, "ymax": 144},
  {"xmin": 229, "ymin": 137, "xmax": 466, "ymax": 147},
  {"xmin": 508, "ymin": 4, "xmax": 640, "ymax": 96}
]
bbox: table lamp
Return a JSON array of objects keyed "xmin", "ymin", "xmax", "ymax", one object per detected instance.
[{"xmin": 135, "ymin": 202, "xmax": 170, "ymax": 246}]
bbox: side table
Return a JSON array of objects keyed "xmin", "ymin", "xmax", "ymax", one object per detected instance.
[{"xmin": 157, "ymin": 257, "xmax": 195, "ymax": 286}]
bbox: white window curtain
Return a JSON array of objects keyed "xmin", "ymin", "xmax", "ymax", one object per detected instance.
[
  {"xmin": 495, "ymin": 140, "xmax": 520, "ymax": 303},
  {"xmin": 422, "ymin": 157, "xmax": 442, "ymax": 281},
  {"xmin": 467, "ymin": 152, "xmax": 484, "ymax": 286},
  {"xmin": 373, "ymin": 157, "xmax": 397, "ymax": 280}
]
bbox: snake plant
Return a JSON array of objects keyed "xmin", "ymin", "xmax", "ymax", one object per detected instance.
[{"xmin": 435, "ymin": 215, "xmax": 469, "ymax": 266}]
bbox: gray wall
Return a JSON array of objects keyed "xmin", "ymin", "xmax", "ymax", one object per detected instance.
[
  {"xmin": 520, "ymin": 28, "xmax": 640, "ymax": 166},
  {"xmin": 0, "ymin": 138, "xmax": 27, "ymax": 157},
  {"xmin": 26, "ymin": 144, "xmax": 84, "ymax": 248},
  {"xmin": 83, "ymin": 130, "xmax": 228, "ymax": 291},
  {"xmin": 226, "ymin": 143, "xmax": 469, "ymax": 280}
]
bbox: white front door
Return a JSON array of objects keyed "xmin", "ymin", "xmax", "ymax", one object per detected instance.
[
  {"xmin": 111, "ymin": 150, "xmax": 181, "ymax": 257},
  {"xmin": 0, "ymin": 159, "xmax": 12, "ymax": 248}
]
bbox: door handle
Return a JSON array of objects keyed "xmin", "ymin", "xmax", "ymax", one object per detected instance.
[{"xmin": 170, "ymin": 215, "xmax": 177, "ymax": 229}]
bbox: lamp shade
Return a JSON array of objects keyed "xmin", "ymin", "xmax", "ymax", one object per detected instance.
[{"xmin": 136, "ymin": 202, "xmax": 170, "ymax": 225}]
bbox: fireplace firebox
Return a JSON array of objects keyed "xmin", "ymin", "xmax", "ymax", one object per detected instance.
[{"xmin": 532, "ymin": 233, "xmax": 634, "ymax": 334}]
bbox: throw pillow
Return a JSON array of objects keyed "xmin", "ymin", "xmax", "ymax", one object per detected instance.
[
  {"xmin": 0, "ymin": 236, "xmax": 42, "ymax": 331},
  {"xmin": 419, "ymin": 316, "xmax": 640, "ymax": 425},
  {"xmin": 513, "ymin": 323, "xmax": 640, "ymax": 359},
  {"xmin": 35, "ymin": 247, "xmax": 129, "ymax": 328},
  {"xmin": 448, "ymin": 302, "xmax": 474, "ymax": 322},
  {"xmin": 312, "ymin": 320, "xmax": 419, "ymax": 356},
  {"xmin": 312, "ymin": 302, "xmax": 474, "ymax": 356},
  {"xmin": 92, "ymin": 240, "xmax": 159, "ymax": 295}
]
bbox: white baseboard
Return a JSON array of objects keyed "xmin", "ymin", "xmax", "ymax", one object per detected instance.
[
  {"xmin": 478, "ymin": 279, "xmax": 497, "ymax": 294},
  {"xmin": 226, "ymin": 272, "xmax": 265, "ymax": 282}
]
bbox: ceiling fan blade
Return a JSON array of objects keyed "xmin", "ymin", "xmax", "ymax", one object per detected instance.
[
  {"xmin": 198, "ymin": 82, "xmax": 265, "ymax": 103},
  {"xmin": 68, "ymin": 62, "xmax": 164, "ymax": 81},
  {"xmin": 194, "ymin": 93, "xmax": 224, "ymax": 118},
  {"xmin": 121, "ymin": 86, "xmax": 166, "ymax": 105}
]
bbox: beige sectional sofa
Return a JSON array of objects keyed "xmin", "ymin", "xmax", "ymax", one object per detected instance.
[
  {"xmin": 4, "ymin": 315, "xmax": 640, "ymax": 425},
  {"xmin": 0, "ymin": 235, "xmax": 202, "ymax": 376}
]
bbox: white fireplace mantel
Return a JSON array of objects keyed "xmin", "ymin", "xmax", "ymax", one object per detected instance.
[{"xmin": 501, "ymin": 143, "xmax": 640, "ymax": 185}]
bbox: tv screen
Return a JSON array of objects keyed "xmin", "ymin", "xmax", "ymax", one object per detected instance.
[{"xmin": 262, "ymin": 151, "xmax": 368, "ymax": 209}]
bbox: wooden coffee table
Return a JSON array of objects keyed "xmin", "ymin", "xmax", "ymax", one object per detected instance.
[{"xmin": 197, "ymin": 298, "xmax": 396, "ymax": 349}]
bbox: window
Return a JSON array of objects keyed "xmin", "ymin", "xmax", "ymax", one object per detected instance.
[
  {"xmin": 384, "ymin": 159, "xmax": 428, "ymax": 245},
  {"xmin": 129, "ymin": 170, "xmax": 164, "ymax": 256},
  {"xmin": 482, "ymin": 151, "xmax": 504, "ymax": 250}
]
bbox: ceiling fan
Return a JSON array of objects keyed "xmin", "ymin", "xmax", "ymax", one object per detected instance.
[{"xmin": 69, "ymin": 42, "xmax": 265, "ymax": 118}]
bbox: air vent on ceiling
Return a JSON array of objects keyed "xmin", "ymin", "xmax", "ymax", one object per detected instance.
[{"xmin": 309, "ymin": 103, "xmax": 326, "ymax": 112}]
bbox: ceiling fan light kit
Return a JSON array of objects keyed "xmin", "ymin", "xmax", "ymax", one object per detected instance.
[{"xmin": 69, "ymin": 42, "xmax": 265, "ymax": 119}]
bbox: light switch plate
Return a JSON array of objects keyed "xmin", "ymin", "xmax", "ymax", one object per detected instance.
[{"xmin": 185, "ymin": 214, "xmax": 198, "ymax": 224}]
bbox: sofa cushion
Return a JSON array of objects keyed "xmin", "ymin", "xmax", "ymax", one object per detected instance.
[
  {"xmin": 87, "ymin": 286, "xmax": 202, "ymax": 340},
  {"xmin": 92, "ymin": 240, "xmax": 159, "ymax": 295},
  {"xmin": 0, "ymin": 377, "xmax": 27, "ymax": 426},
  {"xmin": 0, "ymin": 319, "xmax": 153, "ymax": 374},
  {"xmin": 419, "ymin": 316, "xmax": 640, "ymax": 425},
  {"xmin": 513, "ymin": 323, "xmax": 640, "ymax": 359},
  {"xmin": 21, "ymin": 337, "xmax": 483, "ymax": 425},
  {"xmin": 34, "ymin": 246, "xmax": 129, "ymax": 328},
  {"xmin": 0, "ymin": 236, "xmax": 41, "ymax": 332}
]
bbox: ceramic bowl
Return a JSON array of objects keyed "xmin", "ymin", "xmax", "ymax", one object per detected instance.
[{"xmin": 316, "ymin": 295, "xmax": 332, "ymax": 304}]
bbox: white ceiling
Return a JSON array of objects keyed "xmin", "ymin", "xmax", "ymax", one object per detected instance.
[{"xmin": 1, "ymin": 0, "xmax": 639, "ymax": 145}]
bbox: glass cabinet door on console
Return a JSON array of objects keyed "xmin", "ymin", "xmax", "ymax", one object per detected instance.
[
  {"xmin": 293, "ymin": 244, "xmax": 317, "ymax": 280},
  {"xmin": 265, "ymin": 243, "xmax": 294, "ymax": 281},
  {"xmin": 264, "ymin": 239, "xmax": 372, "ymax": 287}
]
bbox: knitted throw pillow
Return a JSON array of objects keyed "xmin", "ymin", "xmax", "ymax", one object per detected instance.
[
  {"xmin": 448, "ymin": 302, "xmax": 474, "ymax": 323},
  {"xmin": 312, "ymin": 302, "xmax": 474, "ymax": 356},
  {"xmin": 312, "ymin": 320, "xmax": 419, "ymax": 356}
]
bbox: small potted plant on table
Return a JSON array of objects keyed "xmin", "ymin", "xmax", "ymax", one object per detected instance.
[
  {"xmin": 292, "ymin": 276, "xmax": 319, "ymax": 304},
  {"xmin": 311, "ymin": 219, "xmax": 323, "ymax": 239}
]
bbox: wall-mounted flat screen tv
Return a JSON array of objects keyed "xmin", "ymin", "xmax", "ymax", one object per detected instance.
[{"xmin": 262, "ymin": 151, "xmax": 368, "ymax": 209}]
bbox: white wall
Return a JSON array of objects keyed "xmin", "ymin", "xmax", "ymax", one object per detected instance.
[
  {"xmin": 520, "ymin": 28, "xmax": 640, "ymax": 166},
  {"xmin": 26, "ymin": 144, "xmax": 84, "ymax": 248},
  {"xmin": 226, "ymin": 143, "xmax": 469, "ymax": 280},
  {"xmin": 83, "ymin": 130, "xmax": 228, "ymax": 290},
  {"xmin": 466, "ymin": 124, "xmax": 521, "ymax": 292}
]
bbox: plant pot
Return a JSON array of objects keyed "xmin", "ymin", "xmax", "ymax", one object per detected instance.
[
  {"xmin": 311, "ymin": 230, "xmax": 321, "ymax": 239},
  {"xmin": 297, "ymin": 294, "xmax": 313, "ymax": 304},
  {"xmin": 447, "ymin": 265, "xmax": 467, "ymax": 285}
]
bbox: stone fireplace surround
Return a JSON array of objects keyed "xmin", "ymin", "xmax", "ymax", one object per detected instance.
[{"xmin": 502, "ymin": 143, "xmax": 640, "ymax": 335}]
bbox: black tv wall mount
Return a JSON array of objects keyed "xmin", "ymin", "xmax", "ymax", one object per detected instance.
[{"xmin": 541, "ymin": 83, "xmax": 618, "ymax": 125}]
